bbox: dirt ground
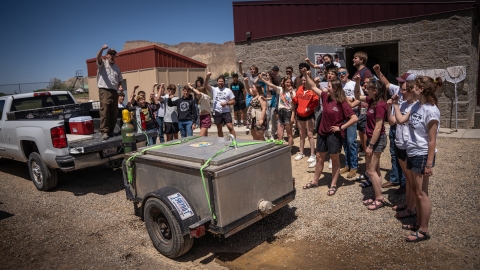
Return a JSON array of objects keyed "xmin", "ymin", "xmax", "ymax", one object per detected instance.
[{"xmin": 0, "ymin": 135, "xmax": 479, "ymax": 270}]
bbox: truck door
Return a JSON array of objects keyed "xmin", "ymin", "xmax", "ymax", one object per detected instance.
[
  {"xmin": 306, "ymin": 45, "xmax": 346, "ymax": 79},
  {"xmin": 0, "ymin": 99, "xmax": 7, "ymax": 157}
]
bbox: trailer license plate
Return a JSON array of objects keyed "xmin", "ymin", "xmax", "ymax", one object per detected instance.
[
  {"xmin": 168, "ymin": 193, "xmax": 194, "ymax": 220},
  {"xmin": 101, "ymin": 147, "xmax": 117, "ymax": 158}
]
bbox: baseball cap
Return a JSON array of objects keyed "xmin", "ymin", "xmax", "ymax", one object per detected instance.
[
  {"xmin": 107, "ymin": 48, "xmax": 117, "ymax": 55},
  {"xmin": 396, "ymin": 73, "xmax": 416, "ymax": 82},
  {"xmin": 271, "ymin": 66, "xmax": 279, "ymax": 72}
]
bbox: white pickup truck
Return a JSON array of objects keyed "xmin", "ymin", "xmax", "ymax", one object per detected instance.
[{"xmin": 0, "ymin": 91, "xmax": 153, "ymax": 191}]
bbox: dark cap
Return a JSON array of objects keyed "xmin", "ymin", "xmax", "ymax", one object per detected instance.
[
  {"xmin": 107, "ymin": 48, "xmax": 117, "ymax": 55},
  {"xmin": 271, "ymin": 66, "xmax": 279, "ymax": 72}
]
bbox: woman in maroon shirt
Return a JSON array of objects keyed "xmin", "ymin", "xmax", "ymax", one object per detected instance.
[
  {"xmin": 302, "ymin": 71, "xmax": 358, "ymax": 196},
  {"xmin": 353, "ymin": 74, "xmax": 388, "ymax": 210}
]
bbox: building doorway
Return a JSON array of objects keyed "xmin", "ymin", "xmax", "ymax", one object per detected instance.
[{"xmin": 344, "ymin": 42, "xmax": 399, "ymax": 84}]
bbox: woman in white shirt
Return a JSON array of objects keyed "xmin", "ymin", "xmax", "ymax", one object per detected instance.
[
  {"xmin": 392, "ymin": 76, "xmax": 443, "ymax": 243},
  {"xmin": 189, "ymin": 83, "xmax": 211, "ymax": 136}
]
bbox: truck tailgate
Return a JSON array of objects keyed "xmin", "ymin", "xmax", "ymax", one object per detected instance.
[{"xmin": 69, "ymin": 131, "xmax": 156, "ymax": 153}]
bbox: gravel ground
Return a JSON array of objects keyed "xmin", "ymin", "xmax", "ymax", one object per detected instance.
[{"xmin": 0, "ymin": 135, "xmax": 479, "ymax": 269}]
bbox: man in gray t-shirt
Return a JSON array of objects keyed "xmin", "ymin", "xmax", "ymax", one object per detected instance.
[{"xmin": 96, "ymin": 44, "xmax": 123, "ymax": 140}]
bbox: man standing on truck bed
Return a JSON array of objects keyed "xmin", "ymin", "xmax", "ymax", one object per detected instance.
[{"xmin": 97, "ymin": 44, "xmax": 123, "ymax": 140}]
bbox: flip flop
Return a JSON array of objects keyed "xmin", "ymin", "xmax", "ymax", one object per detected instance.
[
  {"xmin": 327, "ymin": 186, "xmax": 337, "ymax": 196},
  {"xmin": 303, "ymin": 181, "xmax": 319, "ymax": 189},
  {"xmin": 355, "ymin": 174, "xmax": 369, "ymax": 181},
  {"xmin": 363, "ymin": 197, "xmax": 375, "ymax": 205}
]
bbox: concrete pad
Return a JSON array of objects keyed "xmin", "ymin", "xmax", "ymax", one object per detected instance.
[
  {"xmin": 462, "ymin": 129, "xmax": 480, "ymax": 139},
  {"xmin": 438, "ymin": 128, "xmax": 465, "ymax": 138}
]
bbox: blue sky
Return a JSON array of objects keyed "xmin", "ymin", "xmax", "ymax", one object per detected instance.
[{"xmin": 0, "ymin": 0, "xmax": 243, "ymax": 93}]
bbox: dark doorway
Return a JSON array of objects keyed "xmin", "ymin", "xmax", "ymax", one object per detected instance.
[{"xmin": 345, "ymin": 42, "xmax": 399, "ymax": 84}]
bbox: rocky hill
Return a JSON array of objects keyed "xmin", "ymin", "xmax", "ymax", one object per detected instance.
[{"xmin": 122, "ymin": 40, "xmax": 236, "ymax": 77}]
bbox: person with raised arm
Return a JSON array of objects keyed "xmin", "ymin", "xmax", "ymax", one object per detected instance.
[
  {"xmin": 301, "ymin": 70, "xmax": 358, "ymax": 195},
  {"xmin": 243, "ymin": 78, "xmax": 267, "ymax": 140},
  {"xmin": 154, "ymin": 83, "xmax": 166, "ymax": 143},
  {"xmin": 127, "ymin": 88, "xmax": 160, "ymax": 145},
  {"xmin": 167, "ymin": 86, "xmax": 197, "ymax": 138},
  {"xmin": 96, "ymin": 44, "xmax": 123, "ymax": 140},
  {"xmin": 258, "ymin": 73, "xmax": 296, "ymax": 147},
  {"xmin": 188, "ymin": 83, "xmax": 212, "ymax": 136},
  {"xmin": 353, "ymin": 73, "xmax": 388, "ymax": 210},
  {"xmin": 163, "ymin": 85, "xmax": 179, "ymax": 141},
  {"xmin": 392, "ymin": 76, "xmax": 442, "ymax": 243},
  {"xmin": 385, "ymin": 80, "xmax": 417, "ymax": 219},
  {"xmin": 204, "ymin": 72, "xmax": 236, "ymax": 138}
]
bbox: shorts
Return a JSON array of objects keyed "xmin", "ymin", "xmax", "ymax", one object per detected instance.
[
  {"xmin": 277, "ymin": 109, "xmax": 293, "ymax": 125},
  {"xmin": 366, "ymin": 134, "xmax": 387, "ymax": 153},
  {"xmin": 357, "ymin": 114, "xmax": 366, "ymax": 133},
  {"xmin": 234, "ymin": 100, "xmax": 246, "ymax": 111},
  {"xmin": 213, "ymin": 112, "xmax": 232, "ymax": 125},
  {"xmin": 200, "ymin": 114, "xmax": 212, "ymax": 129},
  {"xmin": 297, "ymin": 113, "xmax": 315, "ymax": 121},
  {"xmin": 316, "ymin": 132, "xmax": 344, "ymax": 154},
  {"xmin": 164, "ymin": 122, "xmax": 179, "ymax": 134},
  {"xmin": 407, "ymin": 154, "xmax": 436, "ymax": 174},
  {"xmin": 395, "ymin": 145, "xmax": 407, "ymax": 161}
]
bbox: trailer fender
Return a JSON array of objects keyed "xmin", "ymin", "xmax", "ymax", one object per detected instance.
[{"xmin": 141, "ymin": 187, "xmax": 200, "ymax": 237}]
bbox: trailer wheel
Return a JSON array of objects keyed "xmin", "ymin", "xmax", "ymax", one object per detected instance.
[
  {"xmin": 28, "ymin": 152, "xmax": 58, "ymax": 191},
  {"xmin": 144, "ymin": 198, "xmax": 194, "ymax": 258}
]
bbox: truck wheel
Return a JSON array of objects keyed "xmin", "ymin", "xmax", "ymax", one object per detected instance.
[
  {"xmin": 144, "ymin": 198, "xmax": 194, "ymax": 258},
  {"xmin": 28, "ymin": 152, "xmax": 58, "ymax": 191}
]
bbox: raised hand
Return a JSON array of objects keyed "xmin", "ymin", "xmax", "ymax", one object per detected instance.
[
  {"xmin": 391, "ymin": 94, "xmax": 400, "ymax": 104},
  {"xmin": 206, "ymin": 71, "xmax": 212, "ymax": 77},
  {"xmin": 353, "ymin": 74, "xmax": 361, "ymax": 83},
  {"xmin": 386, "ymin": 99, "xmax": 393, "ymax": 105},
  {"xmin": 373, "ymin": 64, "xmax": 381, "ymax": 73},
  {"xmin": 102, "ymin": 44, "xmax": 108, "ymax": 50},
  {"xmin": 238, "ymin": 60, "xmax": 243, "ymax": 65}
]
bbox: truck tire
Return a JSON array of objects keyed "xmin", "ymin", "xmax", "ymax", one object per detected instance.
[
  {"xmin": 28, "ymin": 152, "xmax": 58, "ymax": 191},
  {"xmin": 144, "ymin": 198, "xmax": 194, "ymax": 258}
]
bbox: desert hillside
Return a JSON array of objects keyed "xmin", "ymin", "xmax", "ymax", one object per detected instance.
[{"xmin": 122, "ymin": 40, "xmax": 236, "ymax": 77}]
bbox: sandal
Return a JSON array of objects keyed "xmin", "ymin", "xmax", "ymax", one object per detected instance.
[
  {"xmin": 327, "ymin": 186, "xmax": 337, "ymax": 196},
  {"xmin": 395, "ymin": 209, "xmax": 417, "ymax": 219},
  {"xmin": 406, "ymin": 230, "xmax": 430, "ymax": 242},
  {"xmin": 363, "ymin": 197, "xmax": 375, "ymax": 205},
  {"xmin": 367, "ymin": 199, "xmax": 385, "ymax": 210},
  {"xmin": 303, "ymin": 181, "xmax": 319, "ymax": 189},
  {"xmin": 392, "ymin": 203, "xmax": 408, "ymax": 211},
  {"xmin": 359, "ymin": 179, "xmax": 372, "ymax": 188},
  {"xmin": 401, "ymin": 223, "xmax": 420, "ymax": 231}
]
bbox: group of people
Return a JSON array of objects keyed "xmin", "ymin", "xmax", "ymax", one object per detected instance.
[
  {"xmin": 97, "ymin": 44, "xmax": 440, "ymax": 243},
  {"xmin": 236, "ymin": 52, "xmax": 441, "ymax": 243}
]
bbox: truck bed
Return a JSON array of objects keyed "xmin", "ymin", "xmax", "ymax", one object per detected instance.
[{"xmin": 69, "ymin": 131, "xmax": 156, "ymax": 153}]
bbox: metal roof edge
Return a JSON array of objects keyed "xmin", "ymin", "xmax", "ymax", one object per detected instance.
[
  {"xmin": 233, "ymin": 0, "xmax": 476, "ymax": 5},
  {"xmin": 234, "ymin": 7, "xmax": 475, "ymax": 43}
]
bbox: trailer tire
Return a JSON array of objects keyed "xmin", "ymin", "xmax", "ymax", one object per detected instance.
[
  {"xmin": 144, "ymin": 198, "xmax": 194, "ymax": 258},
  {"xmin": 28, "ymin": 152, "xmax": 58, "ymax": 191}
]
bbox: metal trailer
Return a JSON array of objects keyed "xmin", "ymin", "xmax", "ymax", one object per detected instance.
[{"xmin": 122, "ymin": 136, "xmax": 295, "ymax": 258}]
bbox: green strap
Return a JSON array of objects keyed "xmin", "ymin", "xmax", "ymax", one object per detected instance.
[
  {"xmin": 126, "ymin": 136, "xmax": 201, "ymax": 184},
  {"xmin": 199, "ymin": 139, "xmax": 283, "ymax": 220}
]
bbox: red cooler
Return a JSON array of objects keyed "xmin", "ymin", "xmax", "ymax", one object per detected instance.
[{"xmin": 69, "ymin": 116, "xmax": 94, "ymax": 135}]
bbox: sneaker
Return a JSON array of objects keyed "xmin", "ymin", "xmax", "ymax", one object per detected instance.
[
  {"xmin": 295, "ymin": 153, "xmax": 305, "ymax": 161},
  {"xmin": 308, "ymin": 160, "xmax": 316, "ymax": 168},
  {"xmin": 306, "ymin": 155, "xmax": 316, "ymax": 163},
  {"xmin": 359, "ymin": 152, "xmax": 365, "ymax": 157},
  {"xmin": 102, "ymin": 133, "xmax": 110, "ymax": 140},
  {"xmin": 328, "ymin": 159, "xmax": 332, "ymax": 169},
  {"xmin": 347, "ymin": 168, "xmax": 358, "ymax": 178},
  {"xmin": 340, "ymin": 166, "xmax": 350, "ymax": 174}
]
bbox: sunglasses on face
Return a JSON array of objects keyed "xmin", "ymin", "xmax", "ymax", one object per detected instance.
[{"xmin": 338, "ymin": 71, "xmax": 347, "ymax": 76}]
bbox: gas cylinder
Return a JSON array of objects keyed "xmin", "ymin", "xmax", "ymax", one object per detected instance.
[{"xmin": 121, "ymin": 109, "xmax": 135, "ymax": 153}]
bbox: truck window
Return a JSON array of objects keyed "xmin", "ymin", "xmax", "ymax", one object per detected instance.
[
  {"xmin": 10, "ymin": 94, "xmax": 75, "ymax": 112},
  {"xmin": 0, "ymin": 100, "xmax": 5, "ymax": 120}
]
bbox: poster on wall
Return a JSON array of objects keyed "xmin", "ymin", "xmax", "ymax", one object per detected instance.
[{"xmin": 314, "ymin": 53, "xmax": 341, "ymax": 79}]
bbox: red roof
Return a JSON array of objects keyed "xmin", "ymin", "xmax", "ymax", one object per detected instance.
[
  {"xmin": 233, "ymin": 0, "xmax": 479, "ymax": 42},
  {"xmin": 86, "ymin": 45, "xmax": 207, "ymax": 77}
]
